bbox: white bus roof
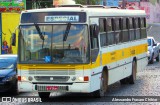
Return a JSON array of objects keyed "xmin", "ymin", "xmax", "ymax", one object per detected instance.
[{"xmin": 23, "ymin": 7, "xmax": 146, "ymax": 17}]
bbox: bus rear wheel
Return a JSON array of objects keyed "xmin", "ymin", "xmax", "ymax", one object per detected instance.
[
  {"xmin": 128, "ymin": 61, "xmax": 137, "ymax": 84},
  {"xmin": 120, "ymin": 78, "xmax": 128, "ymax": 85},
  {"xmin": 92, "ymin": 70, "xmax": 108, "ymax": 98}
]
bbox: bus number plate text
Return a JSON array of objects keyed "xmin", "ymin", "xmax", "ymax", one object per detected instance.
[{"xmin": 46, "ymin": 86, "xmax": 59, "ymax": 91}]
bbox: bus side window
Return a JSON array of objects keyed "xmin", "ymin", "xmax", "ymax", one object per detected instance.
[
  {"xmin": 138, "ymin": 17, "xmax": 141, "ymax": 38},
  {"xmin": 99, "ymin": 18, "xmax": 106, "ymax": 32},
  {"xmin": 115, "ymin": 18, "xmax": 121, "ymax": 43},
  {"xmin": 122, "ymin": 18, "xmax": 129, "ymax": 42},
  {"xmin": 111, "ymin": 18, "xmax": 115, "ymax": 31},
  {"xmin": 144, "ymin": 17, "xmax": 146, "ymax": 27},
  {"xmin": 107, "ymin": 18, "xmax": 112, "ymax": 31},
  {"xmin": 129, "ymin": 18, "xmax": 133, "ymax": 29},
  {"xmin": 141, "ymin": 17, "xmax": 146, "ymax": 28},
  {"xmin": 129, "ymin": 17, "xmax": 135, "ymax": 41},
  {"xmin": 90, "ymin": 24, "xmax": 99, "ymax": 63},
  {"xmin": 90, "ymin": 24, "xmax": 99, "ymax": 49},
  {"xmin": 119, "ymin": 18, "xmax": 123, "ymax": 42},
  {"xmin": 106, "ymin": 18, "xmax": 115, "ymax": 45},
  {"xmin": 134, "ymin": 18, "xmax": 140, "ymax": 39},
  {"xmin": 140, "ymin": 17, "xmax": 147, "ymax": 38},
  {"xmin": 115, "ymin": 18, "xmax": 120, "ymax": 30},
  {"xmin": 99, "ymin": 18, "xmax": 107, "ymax": 47}
]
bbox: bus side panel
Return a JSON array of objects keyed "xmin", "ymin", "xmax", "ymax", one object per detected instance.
[
  {"xmin": 2, "ymin": 13, "xmax": 20, "ymax": 54},
  {"xmin": 0, "ymin": 13, "xmax": 2, "ymax": 54},
  {"xmin": 90, "ymin": 67, "xmax": 102, "ymax": 92}
]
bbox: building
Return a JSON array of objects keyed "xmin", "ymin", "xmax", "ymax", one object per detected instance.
[
  {"xmin": 0, "ymin": 0, "xmax": 25, "ymax": 54},
  {"xmin": 99, "ymin": 0, "xmax": 160, "ymax": 23}
]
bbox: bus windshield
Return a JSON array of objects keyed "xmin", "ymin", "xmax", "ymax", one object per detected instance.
[{"xmin": 19, "ymin": 24, "xmax": 89, "ymax": 64}]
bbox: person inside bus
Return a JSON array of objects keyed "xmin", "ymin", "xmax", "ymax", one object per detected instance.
[{"xmin": 2, "ymin": 40, "xmax": 9, "ymax": 54}]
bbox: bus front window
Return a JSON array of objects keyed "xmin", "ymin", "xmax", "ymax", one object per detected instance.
[{"xmin": 19, "ymin": 24, "xmax": 89, "ymax": 64}]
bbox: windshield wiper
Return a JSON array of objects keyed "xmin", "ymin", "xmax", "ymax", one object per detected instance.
[
  {"xmin": 34, "ymin": 23, "xmax": 45, "ymax": 48},
  {"xmin": 34, "ymin": 23, "xmax": 44, "ymax": 40},
  {"xmin": 0, "ymin": 67, "xmax": 10, "ymax": 69},
  {"xmin": 63, "ymin": 22, "xmax": 71, "ymax": 41}
]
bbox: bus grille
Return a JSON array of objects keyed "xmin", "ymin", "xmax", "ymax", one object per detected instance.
[
  {"xmin": 29, "ymin": 70, "xmax": 75, "ymax": 75},
  {"xmin": 34, "ymin": 76, "xmax": 70, "ymax": 82},
  {"xmin": 36, "ymin": 85, "xmax": 68, "ymax": 92}
]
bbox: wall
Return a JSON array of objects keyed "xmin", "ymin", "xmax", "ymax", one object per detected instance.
[
  {"xmin": 1, "ymin": 13, "xmax": 20, "ymax": 54},
  {"xmin": 0, "ymin": 14, "xmax": 1, "ymax": 54},
  {"xmin": 0, "ymin": 0, "xmax": 26, "ymax": 12}
]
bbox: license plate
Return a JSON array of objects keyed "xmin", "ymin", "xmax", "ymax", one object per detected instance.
[{"xmin": 46, "ymin": 86, "xmax": 59, "ymax": 91}]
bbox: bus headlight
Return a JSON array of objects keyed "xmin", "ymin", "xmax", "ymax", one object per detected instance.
[
  {"xmin": 21, "ymin": 76, "xmax": 28, "ymax": 81},
  {"xmin": 78, "ymin": 77, "xmax": 84, "ymax": 81}
]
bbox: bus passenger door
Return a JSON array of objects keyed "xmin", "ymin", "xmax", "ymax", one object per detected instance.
[{"xmin": 89, "ymin": 18, "xmax": 102, "ymax": 91}]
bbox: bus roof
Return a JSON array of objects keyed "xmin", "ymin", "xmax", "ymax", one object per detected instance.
[{"xmin": 23, "ymin": 7, "xmax": 146, "ymax": 17}]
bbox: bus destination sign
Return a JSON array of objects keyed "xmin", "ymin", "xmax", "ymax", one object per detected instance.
[
  {"xmin": 21, "ymin": 12, "xmax": 86, "ymax": 23},
  {"xmin": 45, "ymin": 15, "xmax": 79, "ymax": 22}
]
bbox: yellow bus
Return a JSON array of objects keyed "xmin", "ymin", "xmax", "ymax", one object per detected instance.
[{"xmin": 13, "ymin": 5, "xmax": 148, "ymax": 98}]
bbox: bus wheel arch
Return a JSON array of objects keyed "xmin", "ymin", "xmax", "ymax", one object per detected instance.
[{"xmin": 92, "ymin": 66, "xmax": 108, "ymax": 98}]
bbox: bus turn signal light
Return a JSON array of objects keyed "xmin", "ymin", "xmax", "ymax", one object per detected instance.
[{"xmin": 84, "ymin": 76, "xmax": 89, "ymax": 81}]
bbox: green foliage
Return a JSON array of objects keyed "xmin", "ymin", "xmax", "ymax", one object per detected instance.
[{"xmin": 75, "ymin": 0, "xmax": 101, "ymax": 5}]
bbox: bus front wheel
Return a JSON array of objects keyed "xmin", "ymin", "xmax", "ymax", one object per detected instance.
[{"xmin": 92, "ymin": 70, "xmax": 108, "ymax": 98}]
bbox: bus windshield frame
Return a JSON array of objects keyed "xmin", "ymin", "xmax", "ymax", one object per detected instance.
[{"xmin": 18, "ymin": 23, "xmax": 90, "ymax": 64}]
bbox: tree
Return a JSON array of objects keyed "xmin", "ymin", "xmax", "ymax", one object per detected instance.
[{"xmin": 75, "ymin": 0, "xmax": 101, "ymax": 5}]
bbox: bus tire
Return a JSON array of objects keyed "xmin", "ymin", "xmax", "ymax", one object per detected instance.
[
  {"xmin": 92, "ymin": 70, "xmax": 108, "ymax": 98},
  {"xmin": 120, "ymin": 78, "xmax": 128, "ymax": 85},
  {"xmin": 38, "ymin": 92, "xmax": 50, "ymax": 99},
  {"xmin": 128, "ymin": 61, "xmax": 137, "ymax": 84}
]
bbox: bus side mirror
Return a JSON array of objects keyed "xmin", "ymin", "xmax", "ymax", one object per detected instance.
[{"xmin": 12, "ymin": 33, "xmax": 16, "ymax": 46}]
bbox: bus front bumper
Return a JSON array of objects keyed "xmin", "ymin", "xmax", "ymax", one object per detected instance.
[{"xmin": 18, "ymin": 81, "xmax": 90, "ymax": 93}]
